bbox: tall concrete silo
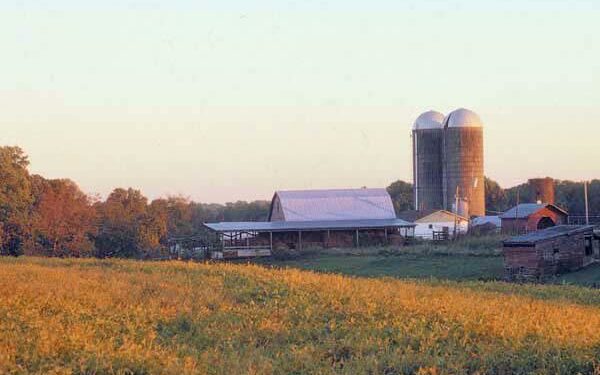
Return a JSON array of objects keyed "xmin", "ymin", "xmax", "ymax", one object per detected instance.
[
  {"xmin": 442, "ymin": 108, "xmax": 485, "ymax": 217},
  {"xmin": 528, "ymin": 177, "xmax": 555, "ymax": 204},
  {"xmin": 412, "ymin": 111, "xmax": 445, "ymax": 211}
]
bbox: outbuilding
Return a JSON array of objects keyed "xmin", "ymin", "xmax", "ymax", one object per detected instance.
[
  {"xmin": 500, "ymin": 203, "xmax": 568, "ymax": 234},
  {"xmin": 503, "ymin": 225, "xmax": 599, "ymax": 281},
  {"xmin": 398, "ymin": 209, "xmax": 468, "ymax": 240}
]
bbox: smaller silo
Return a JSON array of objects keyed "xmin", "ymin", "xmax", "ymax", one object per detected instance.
[
  {"xmin": 412, "ymin": 111, "xmax": 445, "ymax": 211},
  {"xmin": 528, "ymin": 177, "xmax": 555, "ymax": 204}
]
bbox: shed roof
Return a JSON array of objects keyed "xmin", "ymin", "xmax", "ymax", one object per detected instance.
[
  {"xmin": 203, "ymin": 218, "xmax": 415, "ymax": 233},
  {"xmin": 472, "ymin": 215, "xmax": 501, "ymax": 227},
  {"xmin": 270, "ymin": 188, "xmax": 396, "ymax": 221},
  {"xmin": 397, "ymin": 209, "xmax": 467, "ymax": 223},
  {"xmin": 503, "ymin": 225, "xmax": 594, "ymax": 246},
  {"xmin": 499, "ymin": 203, "xmax": 568, "ymax": 219}
]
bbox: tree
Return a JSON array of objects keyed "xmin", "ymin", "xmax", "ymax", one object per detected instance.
[
  {"xmin": 387, "ymin": 180, "xmax": 414, "ymax": 214},
  {"xmin": 0, "ymin": 146, "xmax": 33, "ymax": 256},
  {"xmin": 29, "ymin": 176, "xmax": 97, "ymax": 257},
  {"xmin": 484, "ymin": 177, "xmax": 508, "ymax": 213},
  {"xmin": 95, "ymin": 188, "xmax": 166, "ymax": 258}
]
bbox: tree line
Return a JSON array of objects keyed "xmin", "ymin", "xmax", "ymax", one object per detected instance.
[
  {"xmin": 387, "ymin": 177, "xmax": 600, "ymax": 216},
  {"xmin": 0, "ymin": 146, "xmax": 270, "ymax": 258},
  {"xmin": 1, "ymin": 145, "xmax": 598, "ymax": 258}
]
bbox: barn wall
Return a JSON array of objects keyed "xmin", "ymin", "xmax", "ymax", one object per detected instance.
[
  {"xmin": 269, "ymin": 195, "xmax": 286, "ymax": 221},
  {"xmin": 526, "ymin": 207, "xmax": 567, "ymax": 231},
  {"xmin": 501, "ymin": 208, "xmax": 567, "ymax": 234},
  {"xmin": 414, "ymin": 221, "xmax": 468, "ymax": 239},
  {"xmin": 503, "ymin": 245, "xmax": 540, "ymax": 280}
]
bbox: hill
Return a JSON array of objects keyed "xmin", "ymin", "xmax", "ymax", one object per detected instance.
[{"xmin": 1, "ymin": 257, "xmax": 600, "ymax": 374}]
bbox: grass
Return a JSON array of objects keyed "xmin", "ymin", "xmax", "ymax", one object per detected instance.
[
  {"xmin": 257, "ymin": 253, "xmax": 505, "ymax": 281},
  {"xmin": 1, "ymin": 256, "xmax": 600, "ymax": 374},
  {"xmin": 256, "ymin": 235, "xmax": 600, "ymax": 287}
]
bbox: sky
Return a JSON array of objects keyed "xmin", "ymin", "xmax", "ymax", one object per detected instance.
[{"xmin": 1, "ymin": 0, "xmax": 599, "ymax": 203}]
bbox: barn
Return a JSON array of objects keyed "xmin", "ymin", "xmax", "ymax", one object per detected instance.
[
  {"xmin": 397, "ymin": 210, "xmax": 468, "ymax": 240},
  {"xmin": 503, "ymin": 225, "xmax": 599, "ymax": 281},
  {"xmin": 499, "ymin": 203, "xmax": 568, "ymax": 234},
  {"xmin": 204, "ymin": 188, "xmax": 415, "ymax": 258}
]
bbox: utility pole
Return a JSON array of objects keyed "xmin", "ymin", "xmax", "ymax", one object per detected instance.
[
  {"xmin": 515, "ymin": 188, "xmax": 520, "ymax": 234},
  {"xmin": 453, "ymin": 186, "xmax": 459, "ymax": 240},
  {"xmin": 584, "ymin": 181, "xmax": 589, "ymax": 225}
]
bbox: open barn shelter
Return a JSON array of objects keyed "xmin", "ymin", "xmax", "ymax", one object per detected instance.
[{"xmin": 202, "ymin": 188, "xmax": 415, "ymax": 258}]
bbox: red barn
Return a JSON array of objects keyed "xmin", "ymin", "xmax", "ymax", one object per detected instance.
[{"xmin": 500, "ymin": 203, "xmax": 568, "ymax": 235}]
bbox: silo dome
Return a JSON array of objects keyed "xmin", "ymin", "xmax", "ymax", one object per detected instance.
[
  {"xmin": 413, "ymin": 110, "xmax": 445, "ymax": 130},
  {"xmin": 443, "ymin": 108, "xmax": 483, "ymax": 128}
]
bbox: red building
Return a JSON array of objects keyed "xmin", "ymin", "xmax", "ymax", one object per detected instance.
[{"xmin": 500, "ymin": 203, "xmax": 568, "ymax": 235}]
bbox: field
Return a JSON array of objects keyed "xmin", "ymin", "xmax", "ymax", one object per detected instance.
[
  {"xmin": 256, "ymin": 236, "xmax": 600, "ymax": 287},
  {"xmin": 2, "ymin": 257, "xmax": 600, "ymax": 374}
]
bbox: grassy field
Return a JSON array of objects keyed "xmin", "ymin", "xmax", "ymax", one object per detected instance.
[
  {"xmin": 255, "ymin": 237, "xmax": 600, "ymax": 287},
  {"xmin": 2, "ymin": 257, "xmax": 600, "ymax": 374}
]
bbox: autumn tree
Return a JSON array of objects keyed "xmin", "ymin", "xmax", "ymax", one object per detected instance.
[
  {"xmin": 29, "ymin": 176, "xmax": 97, "ymax": 257},
  {"xmin": 0, "ymin": 146, "xmax": 33, "ymax": 256},
  {"xmin": 95, "ymin": 188, "xmax": 166, "ymax": 258}
]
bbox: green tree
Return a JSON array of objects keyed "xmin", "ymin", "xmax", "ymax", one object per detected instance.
[
  {"xmin": 484, "ymin": 176, "xmax": 508, "ymax": 213},
  {"xmin": 0, "ymin": 146, "xmax": 33, "ymax": 256},
  {"xmin": 386, "ymin": 180, "xmax": 414, "ymax": 214}
]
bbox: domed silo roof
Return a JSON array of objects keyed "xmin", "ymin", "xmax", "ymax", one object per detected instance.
[
  {"xmin": 413, "ymin": 110, "xmax": 445, "ymax": 130},
  {"xmin": 443, "ymin": 108, "xmax": 483, "ymax": 128}
]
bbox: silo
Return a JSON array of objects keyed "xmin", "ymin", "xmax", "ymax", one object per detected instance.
[
  {"xmin": 443, "ymin": 108, "xmax": 485, "ymax": 217},
  {"xmin": 412, "ymin": 111, "xmax": 445, "ymax": 211},
  {"xmin": 528, "ymin": 177, "xmax": 555, "ymax": 204}
]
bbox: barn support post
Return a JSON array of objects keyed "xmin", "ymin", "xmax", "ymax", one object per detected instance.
[
  {"xmin": 298, "ymin": 231, "xmax": 302, "ymax": 250},
  {"xmin": 384, "ymin": 228, "xmax": 388, "ymax": 244},
  {"xmin": 269, "ymin": 232, "xmax": 273, "ymax": 252},
  {"xmin": 355, "ymin": 229, "xmax": 359, "ymax": 248},
  {"xmin": 327, "ymin": 230, "xmax": 331, "ymax": 248}
]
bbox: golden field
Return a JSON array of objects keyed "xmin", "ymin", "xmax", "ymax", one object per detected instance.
[{"xmin": 1, "ymin": 257, "xmax": 600, "ymax": 374}]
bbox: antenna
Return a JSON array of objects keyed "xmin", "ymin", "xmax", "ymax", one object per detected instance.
[{"xmin": 584, "ymin": 181, "xmax": 589, "ymax": 225}]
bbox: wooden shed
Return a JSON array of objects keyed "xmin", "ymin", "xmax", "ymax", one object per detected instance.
[
  {"xmin": 500, "ymin": 203, "xmax": 568, "ymax": 235},
  {"xmin": 503, "ymin": 225, "xmax": 599, "ymax": 281}
]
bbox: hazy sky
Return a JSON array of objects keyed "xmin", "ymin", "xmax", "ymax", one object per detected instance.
[{"xmin": 1, "ymin": 1, "xmax": 599, "ymax": 203}]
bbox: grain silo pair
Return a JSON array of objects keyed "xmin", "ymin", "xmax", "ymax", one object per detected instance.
[{"xmin": 412, "ymin": 108, "xmax": 485, "ymax": 217}]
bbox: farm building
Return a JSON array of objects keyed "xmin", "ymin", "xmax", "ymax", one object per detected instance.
[
  {"xmin": 203, "ymin": 188, "xmax": 415, "ymax": 258},
  {"xmin": 503, "ymin": 225, "xmax": 600, "ymax": 281},
  {"xmin": 499, "ymin": 203, "xmax": 568, "ymax": 234},
  {"xmin": 397, "ymin": 209, "xmax": 468, "ymax": 240},
  {"xmin": 470, "ymin": 216, "xmax": 501, "ymax": 235}
]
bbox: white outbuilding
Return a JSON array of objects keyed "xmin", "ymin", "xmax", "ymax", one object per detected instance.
[{"xmin": 398, "ymin": 209, "xmax": 469, "ymax": 240}]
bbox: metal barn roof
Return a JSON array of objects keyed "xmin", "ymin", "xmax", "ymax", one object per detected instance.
[
  {"xmin": 504, "ymin": 225, "xmax": 594, "ymax": 246},
  {"xmin": 204, "ymin": 218, "xmax": 415, "ymax": 233},
  {"xmin": 499, "ymin": 203, "xmax": 568, "ymax": 219},
  {"xmin": 271, "ymin": 188, "xmax": 397, "ymax": 221},
  {"xmin": 471, "ymin": 215, "xmax": 501, "ymax": 228}
]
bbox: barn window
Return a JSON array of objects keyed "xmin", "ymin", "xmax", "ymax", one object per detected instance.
[
  {"xmin": 428, "ymin": 224, "xmax": 433, "ymax": 229},
  {"xmin": 585, "ymin": 236, "xmax": 593, "ymax": 256}
]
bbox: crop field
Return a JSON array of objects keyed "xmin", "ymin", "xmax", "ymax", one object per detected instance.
[{"xmin": 1, "ymin": 257, "xmax": 600, "ymax": 374}]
